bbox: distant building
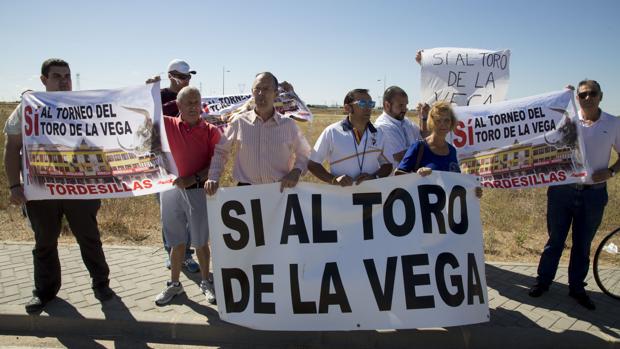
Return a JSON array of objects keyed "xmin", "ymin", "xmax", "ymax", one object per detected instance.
[
  {"xmin": 25, "ymin": 138, "xmax": 162, "ymax": 186},
  {"xmin": 459, "ymin": 143, "xmax": 576, "ymax": 181}
]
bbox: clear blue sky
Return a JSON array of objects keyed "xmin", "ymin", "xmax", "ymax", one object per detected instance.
[{"xmin": 2, "ymin": 0, "xmax": 620, "ymax": 114}]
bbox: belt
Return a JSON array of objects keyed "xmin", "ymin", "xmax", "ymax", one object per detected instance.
[
  {"xmin": 237, "ymin": 182, "xmax": 251, "ymax": 186},
  {"xmin": 568, "ymin": 182, "xmax": 606, "ymax": 190},
  {"xmin": 186, "ymin": 181, "xmax": 206, "ymax": 189}
]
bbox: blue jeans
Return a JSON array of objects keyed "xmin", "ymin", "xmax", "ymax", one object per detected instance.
[{"xmin": 536, "ymin": 184, "xmax": 608, "ymax": 293}]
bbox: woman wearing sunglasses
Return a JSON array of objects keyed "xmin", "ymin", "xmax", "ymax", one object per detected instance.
[{"xmin": 395, "ymin": 101, "xmax": 482, "ymax": 197}]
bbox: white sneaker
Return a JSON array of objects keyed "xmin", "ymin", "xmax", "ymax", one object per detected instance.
[
  {"xmin": 200, "ymin": 280, "xmax": 216, "ymax": 304},
  {"xmin": 155, "ymin": 281, "xmax": 184, "ymax": 305}
]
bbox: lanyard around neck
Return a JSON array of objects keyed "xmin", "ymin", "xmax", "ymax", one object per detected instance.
[{"xmin": 352, "ymin": 127, "xmax": 369, "ymax": 174}]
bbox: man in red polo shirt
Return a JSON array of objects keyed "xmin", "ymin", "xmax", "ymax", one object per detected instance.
[{"xmin": 155, "ymin": 86, "xmax": 221, "ymax": 306}]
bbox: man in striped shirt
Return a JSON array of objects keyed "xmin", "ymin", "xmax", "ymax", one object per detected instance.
[{"xmin": 205, "ymin": 72, "xmax": 310, "ymax": 195}]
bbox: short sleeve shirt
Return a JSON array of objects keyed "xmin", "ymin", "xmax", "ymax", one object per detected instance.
[
  {"xmin": 3, "ymin": 104, "xmax": 22, "ymax": 135},
  {"xmin": 310, "ymin": 118, "xmax": 390, "ymax": 178}
]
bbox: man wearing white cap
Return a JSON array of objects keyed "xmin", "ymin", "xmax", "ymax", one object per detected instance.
[
  {"xmin": 161, "ymin": 59, "xmax": 197, "ymax": 116},
  {"xmin": 147, "ymin": 59, "xmax": 200, "ymax": 273}
]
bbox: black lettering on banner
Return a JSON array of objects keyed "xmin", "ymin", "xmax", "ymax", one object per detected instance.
[
  {"xmin": 435, "ymin": 253, "xmax": 464, "ymax": 307},
  {"xmin": 418, "ymin": 185, "xmax": 447, "ymax": 234},
  {"xmin": 221, "ymin": 268, "xmax": 250, "ymax": 313},
  {"xmin": 383, "ymin": 188, "xmax": 415, "ymax": 237},
  {"xmin": 364, "ymin": 257, "xmax": 397, "ymax": 311},
  {"xmin": 402, "ymin": 254, "xmax": 435, "ymax": 309},
  {"xmin": 319, "ymin": 262, "xmax": 351, "ymax": 313},
  {"xmin": 250, "ymin": 199, "xmax": 265, "ymax": 246},
  {"xmin": 280, "ymin": 194, "xmax": 310, "ymax": 244},
  {"xmin": 467, "ymin": 253, "xmax": 485, "ymax": 304},
  {"xmin": 312, "ymin": 194, "xmax": 337, "ymax": 243},
  {"xmin": 221, "ymin": 201, "xmax": 249, "ymax": 250},
  {"xmin": 352, "ymin": 192, "xmax": 382, "ymax": 240},
  {"xmin": 253, "ymin": 264, "xmax": 275, "ymax": 314},
  {"xmin": 448, "ymin": 185, "xmax": 468, "ymax": 234},
  {"xmin": 290, "ymin": 264, "xmax": 317, "ymax": 314}
]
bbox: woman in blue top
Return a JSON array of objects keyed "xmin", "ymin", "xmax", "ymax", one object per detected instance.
[{"xmin": 396, "ymin": 101, "xmax": 482, "ymax": 197}]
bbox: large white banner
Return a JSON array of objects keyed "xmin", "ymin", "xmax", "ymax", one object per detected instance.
[
  {"xmin": 420, "ymin": 47, "xmax": 510, "ymax": 106},
  {"xmin": 208, "ymin": 173, "xmax": 489, "ymax": 331},
  {"xmin": 452, "ymin": 89, "xmax": 587, "ymax": 188},
  {"xmin": 201, "ymin": 87, "xmax": 313, "ymax": 130},
  {"xmin": 21, "ymin": 82, "xmax": 177, "ymax": 200}
]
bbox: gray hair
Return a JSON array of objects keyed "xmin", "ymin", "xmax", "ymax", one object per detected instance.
[{"xmin": 176, "ymin": 86, "xmax": 201, "ymax": 102}]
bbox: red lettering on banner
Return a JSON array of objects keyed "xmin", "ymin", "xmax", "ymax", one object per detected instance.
[
  {"xmin": 481, "ymin": 171, "xmax": 567, "ymax": 189},
  {"xmin": 43, "ymin": 179, "xmax": 156, "ymax": 196}
]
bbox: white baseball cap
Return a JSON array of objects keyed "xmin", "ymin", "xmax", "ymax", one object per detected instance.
[{"xmin": 167, "ymin": 59, "xmax": 196, "ymax": 75}]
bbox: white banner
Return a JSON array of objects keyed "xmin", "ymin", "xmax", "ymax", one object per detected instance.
[
  {"xmin": 452, "ymin": 89, "xmax": 587, "ymax": 188},
  {"xmin": 21, "ymin": 82, "xmax": 177, "ymax": 200},
  {"xmin": 201, "ymin": 88, "xmax": 313, "ymax": 130},
  {"xmin": 420, "ymin": 47, "xmax": 510, "ymax": 106},
  {"xmin": 208, "ymin": 173, "xmax": 489, "ymax": 331}
]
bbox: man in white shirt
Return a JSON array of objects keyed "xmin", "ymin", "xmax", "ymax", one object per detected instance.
[
  {"xmin": 3, "ymin": 58, "xmax": 113, "ymax": 313},
  {"xmin": 529, "ymin": 80, "xmax": 620, "ymax": 310},
  {"xmin": 374, "ymin": 86, "xmax": 427, "ymax": 168},
  {"xmin": 308, "ymin": 89, "xmax": 392, "ymax": 186}
]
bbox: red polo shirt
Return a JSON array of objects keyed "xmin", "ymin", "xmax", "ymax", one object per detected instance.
[{"xmin": 164, "ymin": 116, "xmax": 221, "ymax": 177}]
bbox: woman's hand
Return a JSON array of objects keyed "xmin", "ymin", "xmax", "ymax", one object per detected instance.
[
  {"xmin": 475, "ymin": 186, "xmax": 483, "ymax": 198},
  {"xmin": 417, "ymin": 167, "xmax": 432, "ymax": 177}
]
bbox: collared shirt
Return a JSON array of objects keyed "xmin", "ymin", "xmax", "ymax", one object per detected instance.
[
  {"xmin": 310, "ymin": 118, "xmax": 390, "ymax": 178},
  {"xmin": 578, "ymin": 110, "xmax": 620, "ymax": 184},
  {"xmin": 164, "ymin": 116, "xmax": 220, "ymax": 177},
  {"xmin": 374, "ymin": 112, "xmax": 422, "ymax": 167},
  {"xmin": 207, "ymin": 109, "xmax": 311, "ymax": 184},
  {"xmin": 161, "ymin": 88, "xmax": 179, "ymax": 116}
]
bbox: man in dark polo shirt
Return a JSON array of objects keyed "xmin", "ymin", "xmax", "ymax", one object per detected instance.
[
  {"xmin": 161, "ymin": 59, "xmax": 196, "ymax": 116},
  {"xmin": 155, "ymin": 86, "xmax": 221, "ymax": 306}
]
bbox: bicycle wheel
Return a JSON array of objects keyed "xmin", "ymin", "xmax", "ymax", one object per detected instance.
[{"xmin": 593, "ymin": 227, "xmax": 620, "ymax": 300}]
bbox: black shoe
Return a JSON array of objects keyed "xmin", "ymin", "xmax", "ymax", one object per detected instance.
[
  {"xmin": 528, "ymin": 284, "xmax": 549, "ymax": 297},
  {"xmin": 93, "ymin": 285, "xmax": 115, "ymax": 301},
  {"xmin": 569, "ymin": 291, "xmax": 595, "ymax": 310},
  {"xmin": 25, "ymin": 296, "xmax": 49, "ymax": 314}
]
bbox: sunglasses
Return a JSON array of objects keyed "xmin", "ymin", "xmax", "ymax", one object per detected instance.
[
  {"xmin": 352, "ymin": 100, "xmax": 376, "ymax": 109},
  {"xmin": 170, "ymin": 72, "xmax": 191, "ymax": 80},
  {"xmin": 578, "ymin": 91, "xmax": 598, "ymax": 99}
]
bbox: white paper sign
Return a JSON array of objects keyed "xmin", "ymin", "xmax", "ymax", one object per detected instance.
[{"xmin": 421, "ymin": 47, "xmax": 510, "ymax": 106}]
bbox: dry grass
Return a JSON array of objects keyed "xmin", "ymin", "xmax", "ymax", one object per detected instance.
[{"xmin": 1, "ymin": 102, "xmax": 618, "ymax": 264}]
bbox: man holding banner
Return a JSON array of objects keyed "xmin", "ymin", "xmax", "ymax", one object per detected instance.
[
  {"xmin": 374, "ymin": 86, "xmax": 426, "ymax": 168},
  {"xmin": 529, "ymin": 80, "xmax": 620, "ymax": 310},
  {"xmin": 161, "ymin": 59, "xmax": 196, "ymax": 116},
  {"xmin": 148, "ymin": 59, "xmax": 201, "ymax": 274},
  {"xmin": 155, "ymin": 86, "xmax": 220, "ymax": 306},
  {"xmin": 205, "ymin": 72, "xmax": 311, "ymax": 194},
  {"xmin": 3, "ymin": 59, "xmax": 113, "ymax": 313},
  {"xmin": 307, "ymin": 89, "xmax": 392, "ymax": 185}
]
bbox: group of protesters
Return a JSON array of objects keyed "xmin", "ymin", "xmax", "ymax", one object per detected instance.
[{"xmin": 4, "ymin": 57, "xmax": 619, "ymax": 315}]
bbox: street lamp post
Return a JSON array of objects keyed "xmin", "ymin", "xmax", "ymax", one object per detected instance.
[
  {"xmin": 377, "ymin": 75, "xmax": 386, "ymax": 107},
  {"xmin": 222, "ymin": 66, "xmax": 230, "ymax": 95}
]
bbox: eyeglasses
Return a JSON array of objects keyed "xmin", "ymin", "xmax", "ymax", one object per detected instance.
[
  {"xmin": 578, "ymin": 91, "xmax": 599, "ymax": 99},
  {"xmin": 352, "ymin": 100, "xmax": 376, "ymax": 109},
  {"xmin": 170, "ymin": 72, "xmax": 191, "ymax": 80}
]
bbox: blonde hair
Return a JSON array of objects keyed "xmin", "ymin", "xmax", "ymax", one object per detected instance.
[{"xmin": 427, "ymin": 101, "xmax": 457, "ymax": 132}]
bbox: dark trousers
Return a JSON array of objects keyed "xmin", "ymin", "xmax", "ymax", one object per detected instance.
[
  {"xmin": 536, "ymin": 184, "xmax": 608, "ymax": 293},
  {"xmin": 25, "ymin": 199, "xmax": 110, "ymax": 300}
]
